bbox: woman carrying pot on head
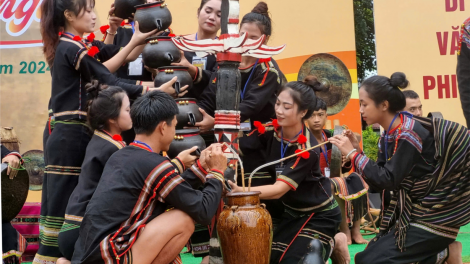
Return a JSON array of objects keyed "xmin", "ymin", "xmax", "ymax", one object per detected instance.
[
  {"xmin": 329, "ymin": 72, "xmax": 469, "ymax": 264},
  {"xmin": 197, "ymin": 1, "xmax": 286, "ymax": 219},
  {"xmin": 228, "ymin": 77, "xmax": 342, "ymax": 264},
  {"xmin": 34, "ymin": 0, "xmax": 162, "ymax": 262}
]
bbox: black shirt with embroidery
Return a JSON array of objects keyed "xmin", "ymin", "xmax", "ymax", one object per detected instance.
[
  {"xmin": 48, "ymin": 34, "xmax": 145, "ymax": 121},
  {"xmin": 71, "ymin": 145, "xmax": 223, "ymax": 263},
  {"xmin": 64, "ymin": 130, "xmax": 126, "ymax": 224},
  {"xmin": 253, "ymin": 126, "xmax": 335, "ymax": 213}
]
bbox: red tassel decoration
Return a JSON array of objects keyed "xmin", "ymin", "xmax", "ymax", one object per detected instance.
[
  {"xmin": 168, "ymin": 33, "xmax": 176, "ymax": 37},
  {"xmin": 112, "ymin": 134, "xmax": 123, "ymax": 141},
  {"xmin": 72, "ymin": 36, "xmax": 81, "ymax": 41},
  {"xmin": 87, "ymin": 46, "xmax": 100, "ymax": 57},
  {"xmin": 121, "ymin": 20, "xmax": 126, "ymax": 27},
  {"xmin": 87, "ymin": 32, "xmax": 95, "ymax": 42},
  {"xmin": 254, "ymin": 121, "xmax": 266, "ymax": 134},
  {"xmin": 100, "ymin": 25, "xmax": 110, "ymax": 34},
  {"xmin": 272, "ymin": 119, "xmax": 279, "ymax": 130},
  {"xmin": 297, "ymin": 134, "xmax": 307, "ymax": 144},
  {"xmin": 58, "ymin": 32, "xmax": 63, "ymax": 36},
  {"xmin": 258, "ymin": 58, "xmax": 271, "ymax": 63},
  {"xmin": 295, "ymin": 149, "xmax": 310, "ymax": 159}
]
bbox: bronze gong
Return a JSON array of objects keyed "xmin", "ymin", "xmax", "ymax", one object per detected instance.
[
  {"xmin": 330, "ymin": 126, "xmax": 345, "ymax": 178},
  {"xmin": 298, "ymin": 53, "xmax": 352, "ymax": 115},
  {"xmin": 22, "ymin": 150, "xmax": 45, "ymax": 191},
  {"xmin": 2, "ymin": 163, "xmax": 29, "ymax": 222}
]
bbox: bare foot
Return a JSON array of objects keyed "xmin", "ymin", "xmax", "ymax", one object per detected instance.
[
  {"xmin": 351, "ymin": 220, "xmax": 368, "ymax": 244},
  {"xmin": 330, "ymin": 233, "xmax": 351, "ymax": 264},
  {"xmin": 201, "ymin": 255, "xmax": 210, "ymax": 264},
  {"xmin": 446, "ymin": 241, "xmax": 463, "ymax": 264},
  {"xmin": 57, "ymin": 258, "xmax": 71, "ymax": 264}
]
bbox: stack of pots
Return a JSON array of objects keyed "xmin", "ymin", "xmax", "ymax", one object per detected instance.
[
  {"xmin": 167, "ymin": 99, "xmax": 205, "ymax": 159},
  {"xmin": 114, "ymin": 1, "xmax": 203, "ymax": 158}
]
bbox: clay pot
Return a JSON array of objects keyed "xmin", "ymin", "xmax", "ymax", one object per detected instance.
[
  {"xmin": 155, "ymin": 67, "xmax": 193, "ymax": 96},
  {"xmin": 175, "ymin": 98, "xmax": 202, "ymax": 129},
  {"xmin": 113, "ymin": 0, "xmax": 146, "ymax": 19},
  {"xmin": 167, "ymin": 129, "xmax": 206, "ymax": 159},
  {"xmin": 217, "ymin": 192, "xmax": 273, "ymax": 264},
  {"xmin": 142, "ymin": 36, "xmax": 181, "ymax": 69},
  {"xmin": 134, "ymin": 1, "xmax": 172, "ymax": 33}
]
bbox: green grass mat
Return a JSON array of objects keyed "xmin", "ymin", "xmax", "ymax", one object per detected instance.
[{"xmin": 180, "ymin": 224, "xmax": 470, "ymax": 264}]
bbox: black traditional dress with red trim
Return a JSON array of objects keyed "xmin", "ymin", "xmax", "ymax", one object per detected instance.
[
  {"xmin": 248, "ymin": 124, "xmax": 341, "ymax": 263},
  {"xmin": 57, "ymin": 130, "xmax": 126, "ymax": 259},
  {"xmin": 71, "ymin": 144, "xmax": 224, "ymax": 264}
]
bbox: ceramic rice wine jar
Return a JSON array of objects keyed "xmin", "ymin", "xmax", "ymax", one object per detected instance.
[
  {"xmin": 113, "ymin": 0, "xmax": 146, "ymax": 19},
  {"xmin": 134, "ymin": 1, "xmax": 172, "ymax": 33},
  {"xmin": 155, "ymin": 67, "xmax": 193, "ymax": 96},
  {"xmin": 174, "ymin": 98, "xmax": 202, "ymax": 129},
  {"xmin": 167, "ymin": 129, "xmax": 206, "ymax": 159},
  {"xmin": 142, "ymin": 36, "xmax": 181, "ymax": 69},
  {"xmin": 217, "ymin": 191, "xmax": 273, "ymax": 264}
]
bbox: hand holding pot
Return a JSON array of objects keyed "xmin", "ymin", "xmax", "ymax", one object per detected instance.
[
  {"xmin": 194, "ymin": 108, "xmax": 214, "ymax": 133},
  {"xmin": 2, "ymin": 155, "xmax": 20, "ymax": 179},
  {"xmin": 129, "ymin": 21, "xmax": 160, "ymax": 46},
  {"xmin": 155, "ymin": 76, "xmax": 189, "ymax": 98},
  {"xmin": 171, "ymin": 51, "xmax": 198, "ymax": 79},
  {"xmin": 227, "ymin": 180, "xmax": 242, "ymax": 193},
  {"xmin": 176, "ymin": 146, "xmax": 198, "ymax": 168},
  {"xmin": 205, "ymin": 144, "xmax": 227, "ymax": 173},
  {"xmin": 107, "ymin": 4, "xmax": 123, "ymax": 33}
]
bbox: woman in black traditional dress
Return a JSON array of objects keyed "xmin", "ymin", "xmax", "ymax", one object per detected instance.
[
  {"xmin": 330, "ymin": 72, "xmax": 470, "ymax": 264},
  {"xmin": 197, "ymin": 1, "xmax": 285, "ymax": 220},
  {"xmin": 55, "ymin": 82, "xmax": 131, "ymax": 263},
  {"xmin": 34, "ymin": 0, "xmax": 159, "ymax": 263},
  {"xmin": 228, "ymin": 76, "xmax": 342, "ymax": 264}
]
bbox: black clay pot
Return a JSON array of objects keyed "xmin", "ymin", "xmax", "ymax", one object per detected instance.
[
  {"xmin": 175, "ymin": 98, "xmax": 203, "ymax": 129},
  {"xmin": 155, "ymin": 66, "xmax": 193, "ymax": 96},
  {"xmin": 134, "ymin": 1, "xmax": 172, "ymax": 33},
  {"xmin": 168, "ymin": 129, "xmax": 206, "ymax": 159},
  {"xmin": 142, "ymin": 36, "xmax": 181, "ymax": 69},
  {"xmin": 114, "ymin": 0, "xmax": 146, "ymax": 19}
]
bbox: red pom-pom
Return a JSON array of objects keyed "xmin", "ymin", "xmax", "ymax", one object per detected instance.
[
  {"xmin": 254, "ymin": 121, "xmax": 266, "ymax": 134},
  {"xmin": 87, "ymin": 46, "xmax": 100, "ymax": 57},
  {"xmin": 73, "ymin": 36, "xmax": 82, "ymax": 41},
  {"xmin": 272, "ymin": 119, "xmax": 279, "ymax": 130},
  {"xmin": 112, "ymin": 134, "xmax": 123, "ymax": 141},
  {"xmin": 100, "ymin": 25, "xmax": 110, "ymax": 34},
  {"xmin": 297, "ymin": 134, "xmax": 307, "ymax": 145},
  {"xmin": 258, "ymin": 58, "xmax": 272, "ymax": 63},
  {"xmin": 58, "ymin": 31, "xmax": 63, "ymax": 36},
  {"xmin": 168, "ymin": 33, "xmax": 176, "ymax": 37},
  {"xmin": 87, "ymin": 32, "xmax": 95, "ymax": 42},
  {"xmin": 295, "ymin": 149, "xmax": 310, "ymax": 159},
  {"xmin": 121, "ymin": 20, "xmax": 126, "ymax": 27}
]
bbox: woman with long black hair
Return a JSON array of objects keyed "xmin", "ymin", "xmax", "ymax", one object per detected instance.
[
  {"xmin": 34, "ymin": 0, "xmax": 158, "ymax": 262},
  {"xmin": 330, "ymin": 72, "xmax": 470, "ymax": 264}
]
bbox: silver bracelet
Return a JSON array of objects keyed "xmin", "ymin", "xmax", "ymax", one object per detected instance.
[{"xmin": 346, "ymin": 149, "xmax": 357, "ymax": 160}]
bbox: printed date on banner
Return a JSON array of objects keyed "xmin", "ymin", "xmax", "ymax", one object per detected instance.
[{"xmin": 0, "ymin": 61, "xmax": 50, "ymax": 75}]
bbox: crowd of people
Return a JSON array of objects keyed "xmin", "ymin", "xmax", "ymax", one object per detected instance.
[{"xmin": 2, "ymin": 0, "xmax": 470, "ymax": 263}]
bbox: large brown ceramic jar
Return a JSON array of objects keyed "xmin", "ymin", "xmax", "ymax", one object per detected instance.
[{"xmin": 217, "ymin": 191, "xmax": 273, "ymax": 264}]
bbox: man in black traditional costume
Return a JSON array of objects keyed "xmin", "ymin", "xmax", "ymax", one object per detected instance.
[{"xmin": 71, "ymin": 91, "xmax": 227, "ymax": 264}]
